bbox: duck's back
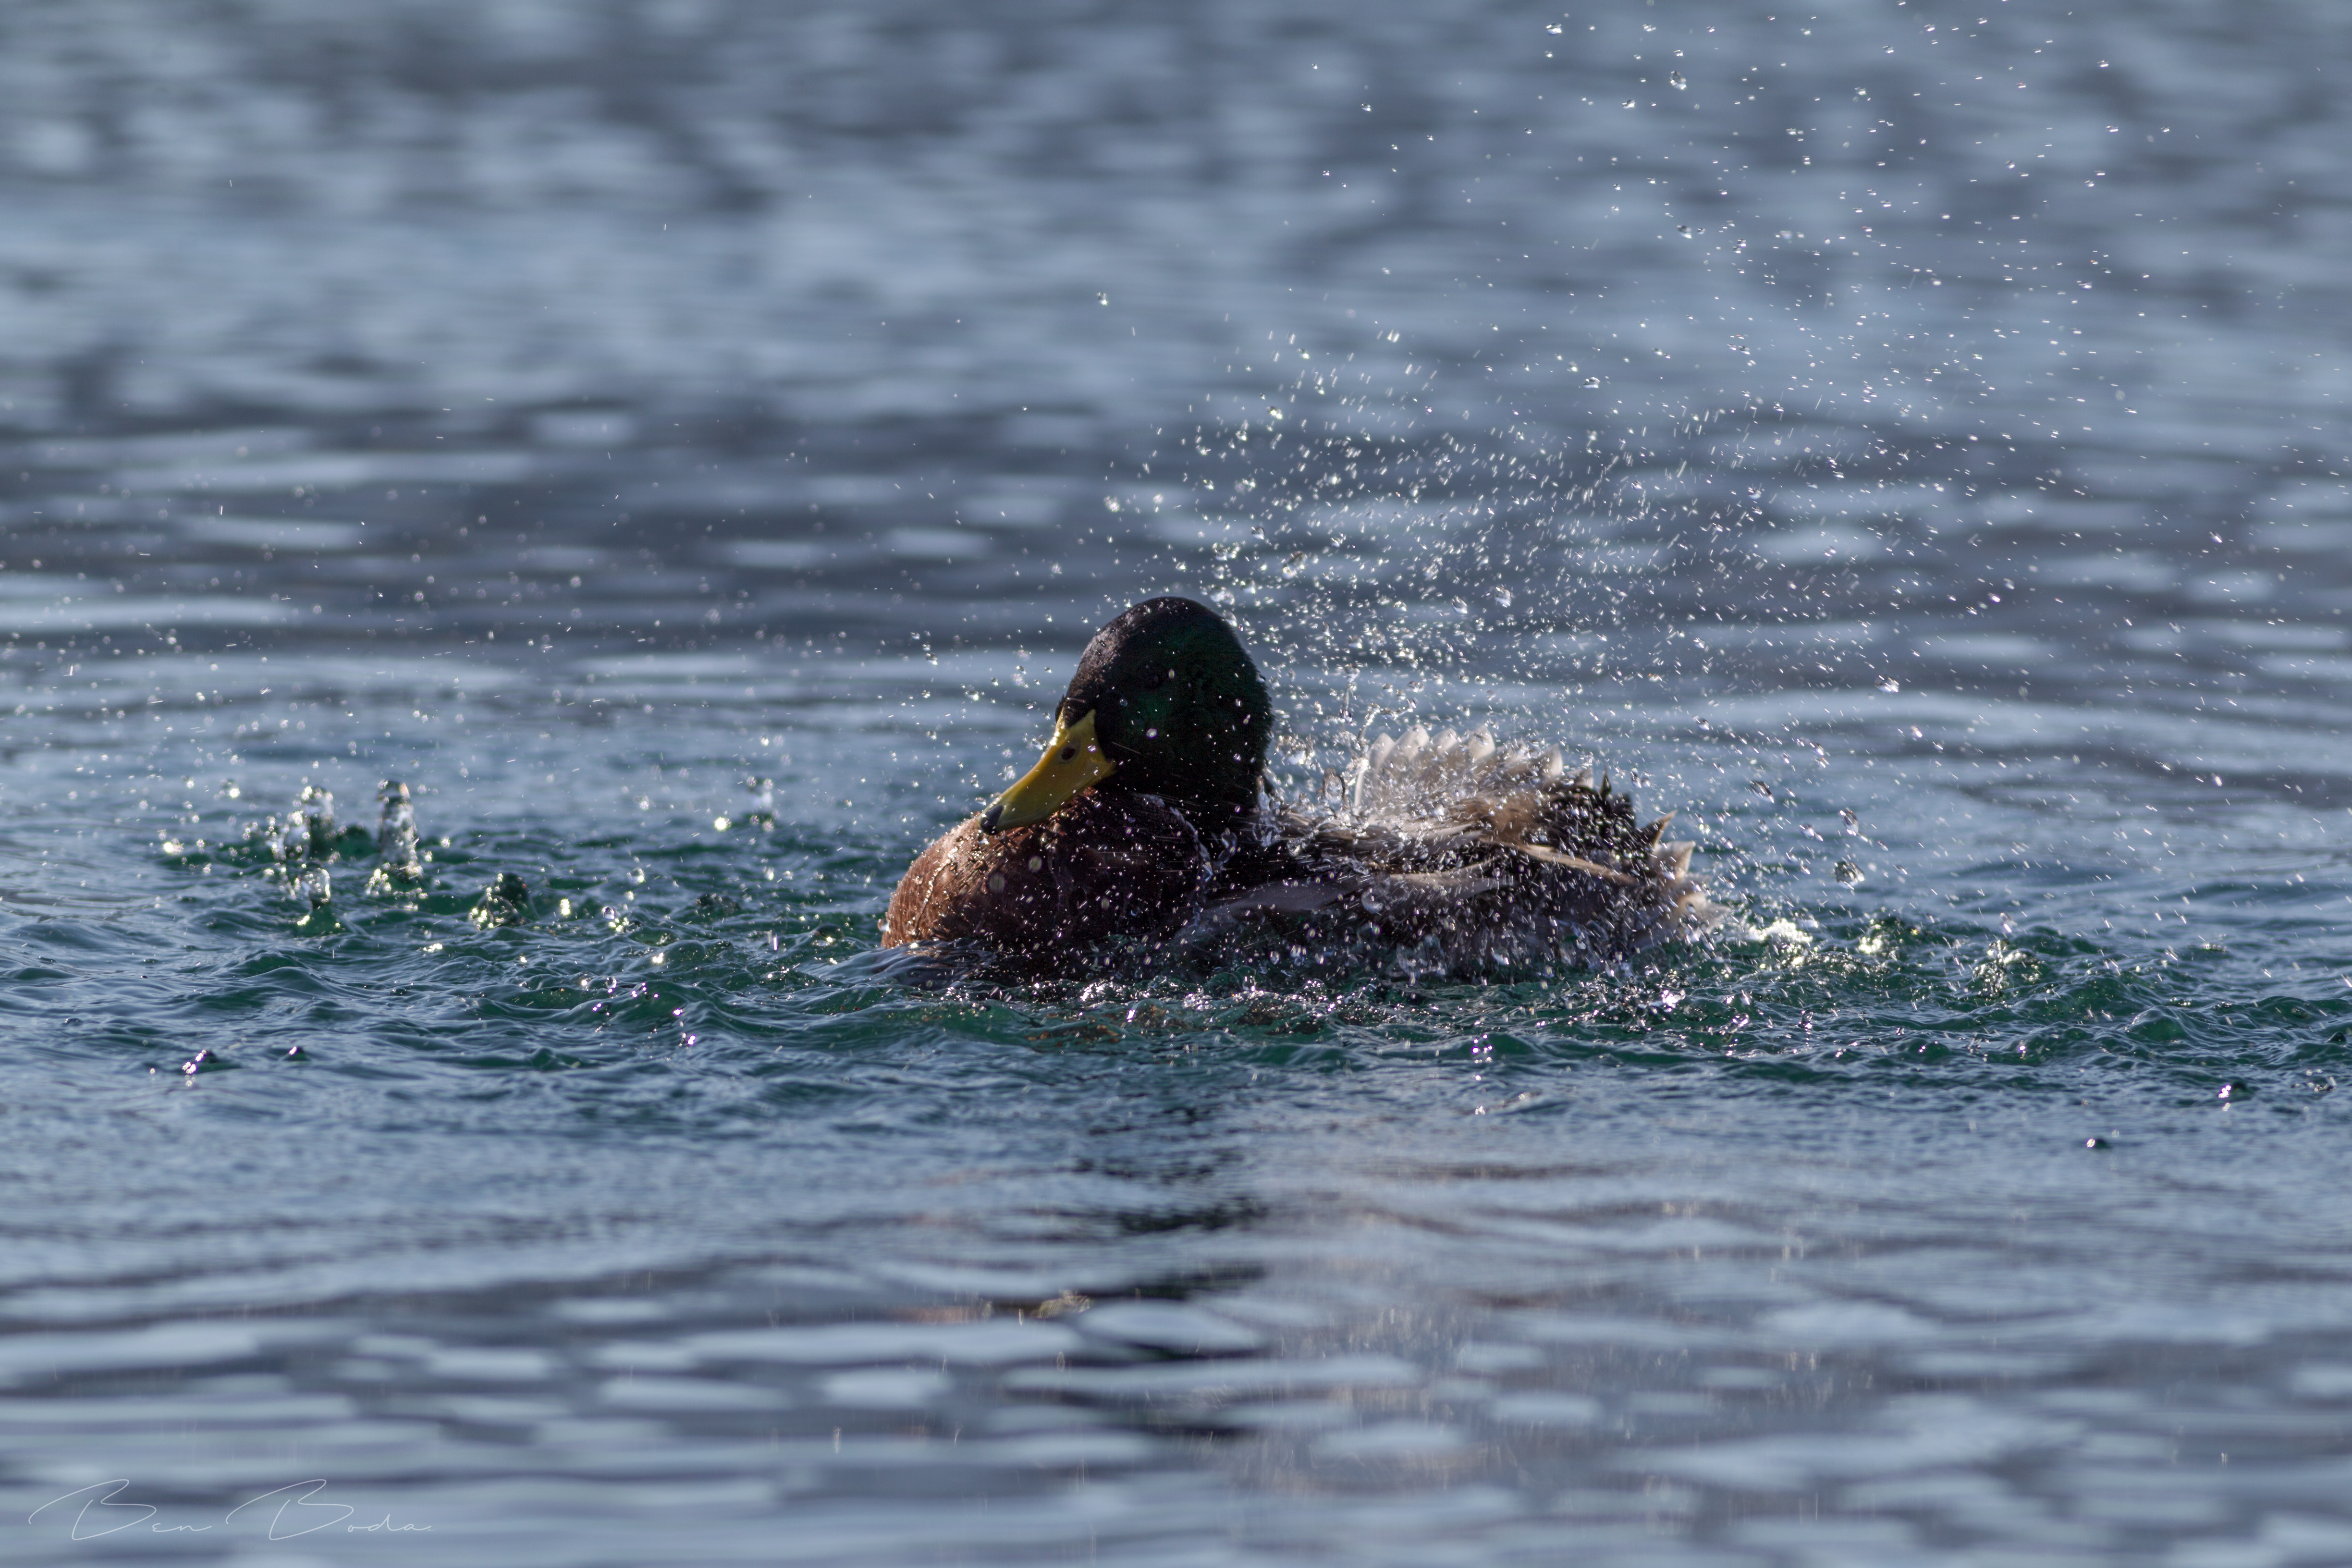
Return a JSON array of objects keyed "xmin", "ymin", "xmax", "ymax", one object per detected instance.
[{"xmin": 1200, "ymin": 726, "xmax": 1721, "ymax": 967}]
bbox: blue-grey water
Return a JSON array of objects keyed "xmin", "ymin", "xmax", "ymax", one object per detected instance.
[{"xmin": 5, "ymin": 3, "xmax": 2352, "ymax": 1563}]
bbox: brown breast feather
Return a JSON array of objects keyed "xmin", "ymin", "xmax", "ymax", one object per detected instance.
[{"xmin": 882, "ymin": 789, "xmax": 1208, "ymax": 955}]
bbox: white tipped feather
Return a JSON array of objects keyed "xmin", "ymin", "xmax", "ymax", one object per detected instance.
[
  {"xmin": 1352, "ymin": 726, "xmax": 1617, "ymax": 827},
  {"xmin": 1496, "ymin": 741, "xmax": 1534, "ymax": 794},
  {"xmin": 1394, "ymin": 726, "xmax": 1433, "ymax": 801},
  {"xmin": 1509, "ymin": 843, "xmax": 1638, "ymax": 883},
  {"xmin": 1353, "ymin": 734, "xmax": 1396, "ymax": 815},
  {"xmin": 1417, "ymin": 728, "xmax": 1457, "ymax": 794}
]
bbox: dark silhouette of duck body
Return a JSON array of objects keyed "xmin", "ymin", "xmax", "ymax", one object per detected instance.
[{"xmin": 882, "ymin": 598, "xmax": 1718, "ymax": 970}]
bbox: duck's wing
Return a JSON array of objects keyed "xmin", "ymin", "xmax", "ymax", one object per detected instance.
[
  {"xmin": 1179, "ymin": 864, "xmax": 1511, "ymax": 947},
  {"xmin": 1201, "ymin": 729, "xmax": 1727, "ymax": 966},
  {"xmin": 1346, "ymin": 725, "xmax": 1630, "ymax": 857}
]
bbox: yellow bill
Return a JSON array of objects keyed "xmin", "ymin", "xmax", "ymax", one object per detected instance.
[{"xmin": 982, "ymin": 709, "xmax": 1116, "ymax": 832}]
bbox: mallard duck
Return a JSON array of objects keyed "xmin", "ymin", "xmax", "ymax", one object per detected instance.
[{"xmin": 881, "ymin": 597, "xmax": 1719, "ymax": 969}]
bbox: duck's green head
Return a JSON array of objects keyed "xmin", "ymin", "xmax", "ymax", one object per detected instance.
[{"xmin": 983, "ymin": 597, "xmax": 1271, "ymax": 833}]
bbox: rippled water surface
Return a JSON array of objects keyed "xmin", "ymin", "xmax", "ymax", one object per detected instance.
[{"xmin": 6, "ymin": 3, "xmax": 2352, "ymax": 1563}]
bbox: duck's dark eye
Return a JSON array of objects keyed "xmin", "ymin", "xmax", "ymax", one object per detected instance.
[{"xmin": 1060, "ymin": 747, "xmax": 1077, "ymax": 761}]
